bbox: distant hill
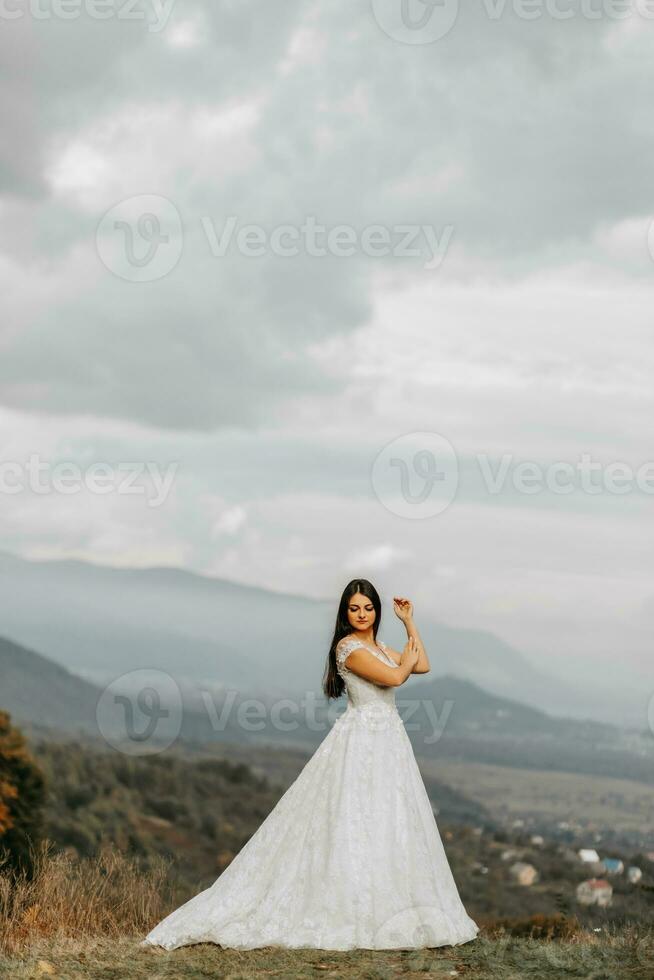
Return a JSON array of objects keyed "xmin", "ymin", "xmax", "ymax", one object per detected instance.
[
  {"xmin": 0, "ymin": 550, "xmax": 623, "ymax": 724},
  {"xmin": 0, "ymin": 634, "xmax": 252, "ymax": 747},
  {"xmin": 0, "ymin": 550, "xmax": 323, "ymax": 700},
  {"xmin": 403, "ymin": 673, "xmax": 617, "ymax": 742},
  {"xmin": 396, "ymin": 674, "xmax": 654, "ymax": 785},
  {"xmin": 0, "ymin": 629, "xmax": 607, "ymax": 744},
  {"xmin": 3, "ymin": 633, "xmax": 652, "ymax": 788},
  {"xmin": 0, "ymin": 635, "xmax": 100, "ymax": 733}
]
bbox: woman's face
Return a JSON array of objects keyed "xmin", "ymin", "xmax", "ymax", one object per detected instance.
[{"xmin": 347, "ymin": 592, "xmax": 376, "ymax": 631}]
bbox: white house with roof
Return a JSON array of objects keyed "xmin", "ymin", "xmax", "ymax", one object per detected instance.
[{"xmin": 576, "ymin": 878, "xmax": 612, "ymax": 907}]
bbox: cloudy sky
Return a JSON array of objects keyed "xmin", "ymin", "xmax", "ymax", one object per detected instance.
[{"xmin": 0, "ymin": 1, "xmax": 652, "ymax": 696}]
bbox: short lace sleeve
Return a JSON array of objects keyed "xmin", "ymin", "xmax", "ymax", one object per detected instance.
[{"xmin": 335, "ymin": 637, "xmax": 361, "ymax": 672}]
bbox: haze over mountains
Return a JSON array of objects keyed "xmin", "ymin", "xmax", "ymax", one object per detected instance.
[
  {"xmin": 0, "ymin": 550, "xmax": 632, "ymax": 726},
  {"xmin": 3, "ymin": 632, "xmax": 652, "ymax": 790}
]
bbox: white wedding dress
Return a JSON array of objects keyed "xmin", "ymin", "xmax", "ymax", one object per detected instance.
[{"xmin": 142, "ymin": 637, "xmax": 480, "ymax": 951}]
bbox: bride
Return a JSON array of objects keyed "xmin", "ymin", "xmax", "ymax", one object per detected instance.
[{"xmin": 142, "ymin": 579, "xmax": 480, "ymax": 951}]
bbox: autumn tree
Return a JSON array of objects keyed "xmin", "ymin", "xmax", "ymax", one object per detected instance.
[{"xmin": 0, "ymin": 711, "xmax": 46, "ymax": 876}]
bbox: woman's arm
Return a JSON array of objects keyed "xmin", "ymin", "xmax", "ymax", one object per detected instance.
[
  {"xmin": 386, "ymin": 598, "xmax": 431, "ymax": 674},
  {"xmin": 343, "ymin": 639, "xmax": 420, "ymax": 687}
]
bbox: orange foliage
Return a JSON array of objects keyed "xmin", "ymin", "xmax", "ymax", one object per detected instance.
[
  {"xmin": 0, "ymin": 709, "xmax": 46, "ymax": 870},
  {"xmin": 0, "ymin": 717, "xmax": 23, "ymax": 835}
]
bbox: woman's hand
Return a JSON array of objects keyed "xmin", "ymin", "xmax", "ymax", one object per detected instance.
[
  {"xmin": 401, "ymin": 637, "xmax": 420, "ymax": 668},
  {"xmin": 393, "ymin": 597, "xmax": 414, "ymax": 623}
]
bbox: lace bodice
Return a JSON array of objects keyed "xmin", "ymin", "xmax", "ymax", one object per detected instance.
[{"xmin": 335, "ymin": 636, "xmax": 399, "ymax": 712}]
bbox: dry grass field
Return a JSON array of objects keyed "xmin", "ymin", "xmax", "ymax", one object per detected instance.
[
  {"xmin": 1, "ymin": 844, "xmax": 652, "ymax": 979},
  {"xmin": 1, "ymin": 927, "xmax": 652, "ymax": 979}
]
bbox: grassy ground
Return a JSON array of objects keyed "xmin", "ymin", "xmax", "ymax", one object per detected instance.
[
  {"xmin": 2, "ymin": 844, "xmax": 652, "ymax": 979},
  {"xmin": 0, "ymin": 927, "xmax": 652, "ymax": 980}
]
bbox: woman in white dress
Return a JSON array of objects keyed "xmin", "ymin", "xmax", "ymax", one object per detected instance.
[{"xmin": 142, "ymin": 578, "xmax": 480, "ymax": 951}]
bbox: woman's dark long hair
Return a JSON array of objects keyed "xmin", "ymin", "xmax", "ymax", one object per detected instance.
[{"xmin": 322, "ymin": 578, "xmax": 382, "ymax": 700}]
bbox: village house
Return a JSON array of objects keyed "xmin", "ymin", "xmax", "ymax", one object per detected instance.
[
  {"xmin": 577, "ymin": 848, "xmax": 604, "ymax": 874},
  {"xmin": 602, "ymin": 858, "xmax": 624, "ymax": 875},
  {"xmin": 509, "ymin": 861, "xmax": 538, "ymax": 886},
  {"xmin": 576, "ymin": 878, "xmax": 613, "ymax": 907}
]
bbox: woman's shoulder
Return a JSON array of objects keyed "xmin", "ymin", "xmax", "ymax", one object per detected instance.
[
  {"xmin": 337, "ymin": 634, "xmax": 370, "ymax": 650},
  {"xmin": 337, "ymin": 634, "xmax": 385, "ymax": 653}
]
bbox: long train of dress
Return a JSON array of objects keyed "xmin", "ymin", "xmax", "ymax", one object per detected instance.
[{"xmin": 142, "ymin": 636, "xmax": 480, "ymax": 951}]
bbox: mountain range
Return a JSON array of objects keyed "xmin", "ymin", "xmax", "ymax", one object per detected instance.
[
  {"xmin": 0, "ymin": 550, "xmax": 628, "ymax": 725},
  {"xmin": 3, "ymin": 630, "xmax": 653, "ymax": 789}
]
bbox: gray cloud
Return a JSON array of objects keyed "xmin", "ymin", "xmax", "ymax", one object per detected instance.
[{"xmin": 2, "ymin": 2, "xmax": 653, "ymax": 429}]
